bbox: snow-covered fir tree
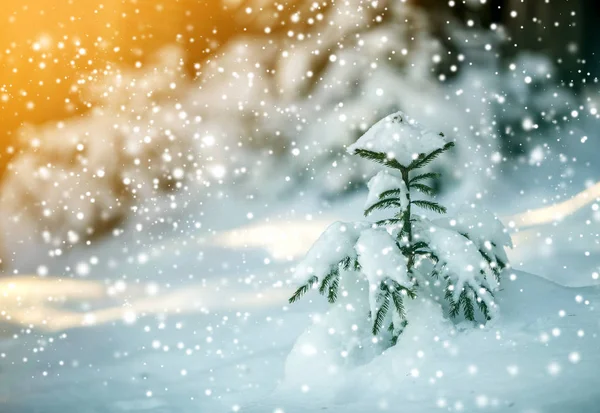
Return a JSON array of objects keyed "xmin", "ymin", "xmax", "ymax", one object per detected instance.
[{"xmin": 289, "ymin": 111, "xmax": 512, "ymax": 346}]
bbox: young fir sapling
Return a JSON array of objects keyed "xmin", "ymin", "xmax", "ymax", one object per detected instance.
[{"xmin": 289, "ymin": 111, "xmax": 512, "ymax": 345}]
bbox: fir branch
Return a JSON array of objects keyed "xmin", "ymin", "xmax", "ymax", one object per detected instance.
[
  {"xmin": 410, "ymin": 183, "xmax": 435, "ymax": 196},
  {"xmin": 407, "ymin": 142, "xmax": 455, "ymax": 170},
  {"xmin": 478, "ymin": 248, "xmax": 494, "ymax": 266},
  {"xmin": 476, "ymin": 293, "xmax": 491, "ymax": 321},
  {"xmin": 480, "ymin": 283, "xmax": 495, "ymax": 298},
  {"xmin": 319, "ymin": 268, "xmax": 339, "ymax": 295},
  {"xmin": 379, "ymin": 189, "xmax": 403, "ymax": 199},
  {"xmin": 461, "ymin": 289, "xmax": 476, "ymax": 321},
  {"xmin": 471, "ymin": 244, "xmax": 506, "ymax": 283},
  {"xmin": 388, "ymin": 322, "xmax": 396, "ymax": 333},
  {"xmin": 289, "ymin": 275, "xmax": 318, "ymax": 304},
  {"xmin": 390, "ymin": 319, "xmax": 408, "ymax": 346},
  {"xmin": 376, "ymin": 218, "xmax": 404, "ymax": 226},
  {"xmin": 445, "ymin": 282, "xmax": 460, "ymax": 318},
  {"xmin": 411, "ymin": 200, "xmax": 447, "ymax": 214},
  {"xmin": 364, "ymin": 198, "xmax": 404, "ymax": 216},
  {"xmin": 353, "ymin": 149, "xmax": 405, "ymax": 170},
  {"xmin": 340, "ymin": 256, "xmax": 352, "ymax": 271},
  {"xmin": 389, "ymin": 279, "xmax": 417, "ymax": 299},
  {"xmin": 478, "ymin": 249, "xmax": 503, "ymax": 282},
  {"xmin": 409, "ymin": 172, "xmax": 441, "ymax": 185},
  {"xmin": 328, "ymin": 275, "xmax": 340, "ymax": 303},
  {"xmin": 372, "ymin": 291, "xmax": 391, "ymax": 335},
  {"xmin": 353, "ymin": 148, "xmax": 387, "ymax": 164},
  {"xmin": 405, "ymin": 288, "xmax": 417, "ymax": 300},
  {"xmin": 391, "ymin": 289, "xmax": 406, "ymax": 320}
]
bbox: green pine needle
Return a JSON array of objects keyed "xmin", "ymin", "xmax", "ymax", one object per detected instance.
[
  {"xmin": 391, "ymin": 290, "xmax": 406, "ymax": 320},
  {"xmin": 409, "ymin": 172, "xmax": 441, "ymax": 184},
  {"xmin": 364, "ymin": 198, "xmax": 404, "ymax": 216},
  {"xmin": 289, "ymin": 276, "xmax": 318, "ymax": 304},
  {"xmin": 353, "ymin": 149, "xmax": 405, "ymax": 170},
  {"xmin": 411, "ymin": 183, "xmax": 435, "ymax": 196},
  {"xmin": 328, "ymin": 275, "xmax": 340, "ymax": 303},
  {"xmin": 411, "ymin": 200, "xmax": 447, "ymax": 214},
  {"xmin": 461, "ymin": 290, "xmax": 475, "ymax": 321},
  {"xmin": 388, "ymin": 322, "xmax": 396, "ymax": 333},
  {"xmin": 478, "ymin": 248, "xmax": 494, "ymax": 266},
  {"xmin": 389, "ymin": 279, "xmax": 417, "ymax": 299},
  {"xmin": 372, "ymin": 290, "xmax": 391, "ymax": 335},
  {"xmin": 379, "ymin": 189, "xmax": 404, "ymax": 199},
  {"xmin": 389, "ymin": 319, "xmax": 409, "ymax": 346},
  {"xmin": 319, "ymin": 268, "xmax": 339, "ymax": 295},
  {"xmin": 476, "ymin": 294, "xmax": 490, "ymax": 320},
  {"xmin": 340, "ymin": 256, "xmax": 352, "ymax": 270},
  {"xmin": 375, "ymin": 218, "xmax": 404, "ymax": 226},
  {"xmin": 445, "ymin": 282, "xmax": 460, "ymax": 318}
]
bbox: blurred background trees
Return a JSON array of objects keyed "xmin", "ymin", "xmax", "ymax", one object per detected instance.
[{"xmin": 0, "ymin": 0, "xmax": 597, "ymax": 266}]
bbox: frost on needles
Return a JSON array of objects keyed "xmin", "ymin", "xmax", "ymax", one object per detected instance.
[{"xmin": 289, "ymin": 111, "xmax": 512, "ymax": 346}]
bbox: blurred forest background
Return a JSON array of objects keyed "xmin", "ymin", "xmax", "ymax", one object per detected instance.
[{"xmin": 0, "ymin": 0, "xmax": 598, "ymax": 268}]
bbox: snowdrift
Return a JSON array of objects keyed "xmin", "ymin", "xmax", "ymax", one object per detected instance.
[{"xmin": 252, "ymin": 270, "xmax": 600, "ymax": 412}]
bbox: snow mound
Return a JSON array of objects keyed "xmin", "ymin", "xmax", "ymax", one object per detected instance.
[
  {"xmin": 267, "ymin": 271, "xmax": 600, "ymax": 412},
  {"xmin": 283, "ymin": 280, "xmax": 389, "ymax": 395},
  {"xmin": 364, "ymin": 170, "xmax": 408, "ymax": 213},
  {"xmin": 418, "ymin": 221, "xmax": 497, "ymax": 305},
  {"xmin": 435, "ymin": 206, "xmax": 512, "ymax": 249},
  {"xmin": 434, "ymin": 206, "xmax": 512, "ymax": 267},
  {"xmin": 293, "ymin": 221, "xmax": 371, "ymax": 282},
  {"xmin": 347, "ymin": 111, "xmax": 447, "ymax": 166},
  {"xmin": 355, "ymin": 228, "xmax": 412, "ymax": 315}
]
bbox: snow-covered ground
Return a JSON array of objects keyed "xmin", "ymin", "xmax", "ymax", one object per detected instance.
[{"xmin": 0, "ymin": 136, "xmax": 599, "ymax": 413}]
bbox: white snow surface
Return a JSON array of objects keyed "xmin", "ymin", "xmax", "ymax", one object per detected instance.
[
  {"xmin": 364, "ymin": 170, "xmax": 409, "ymax": 213},
  {"xmin": 273, "ymin": 270, "xmax": 600, "ymax": 413},
  {"xmin": 347, "ymin": 111, "xmax": 448, "ymax": 166},
  {"xmin": 434, "ymin": 206, "xmax": 513, "ymax": 265},
  {"xmin": 416, "ymin": 219, "xmax": 497, "ymax": 302},
  {"xmin": 293, "ymin": 221, "xmax": 371, "ymax": 283},
  {"xmin": 435, "ymin": 206, "xmax": 513, "ymax": 249},
  {"xmin": 0, "ymin": 182, "xmax": 599, "ymax": 413}
]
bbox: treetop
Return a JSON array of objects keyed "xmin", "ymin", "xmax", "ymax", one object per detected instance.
[{"xmin": 347, "ymin": 111, "xmax": 448, "ymax": 167}]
